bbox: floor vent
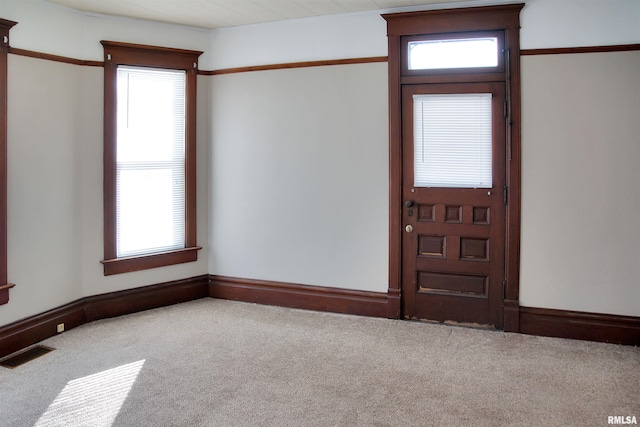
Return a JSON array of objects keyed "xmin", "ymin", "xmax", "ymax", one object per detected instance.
[{"xmin": 0, "ymin": 345, "xmax": 55, "ymax": 369}]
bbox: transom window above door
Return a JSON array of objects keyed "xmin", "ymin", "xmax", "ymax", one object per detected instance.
[
  {"xmin": 402, "ymin": 31, "xmax": 504, "ymax": 76},
  {"xmin": 409, "ymin": 37, "xmax": 498, "ymax": 70}
]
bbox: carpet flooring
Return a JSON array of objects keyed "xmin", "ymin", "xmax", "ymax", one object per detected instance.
[{"xmin": 0, "ymin": 298, "xmax": 638, "ymax": 426}]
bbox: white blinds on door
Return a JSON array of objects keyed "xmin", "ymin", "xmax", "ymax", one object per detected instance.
[
  {"xmin": 413, "ymin": 93, "xmax": 493, "ymax": 188},
  {"xmin": 116, "ymin": 66, "xmax": 186, "ymax": 258}
]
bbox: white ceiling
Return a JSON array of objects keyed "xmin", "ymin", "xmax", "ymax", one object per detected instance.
[{"xmin": 45, "ymin": 0, "xmax": 470, "ymax": 29}]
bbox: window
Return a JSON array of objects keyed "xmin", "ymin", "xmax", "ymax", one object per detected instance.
[
  {"xmin": 408, "ymin": 37, "xmax": 498, "ymax": 70},
  {"xmin": 402, "ymin": 31, "xmax": 504, "ymax": 77},
  {"xmin": 101, "ymin": 41, "xmax": 202, "ymax": 276}
]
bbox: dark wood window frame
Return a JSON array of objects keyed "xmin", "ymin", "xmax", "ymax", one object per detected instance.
[
  {"xmin": 101, "ymin": 41, "xmax": 202, "ymax": 276},
  {"xmin": 383, "ymin": 4, "xmax": 524, "ymax": 330},
  {"xmin": 0, "ymin": 19, "xmax": 16, "ymax": 305}
]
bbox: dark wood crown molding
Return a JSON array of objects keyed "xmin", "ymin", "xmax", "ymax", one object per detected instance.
[
  {"xmin": 383, "ymin": 3, "xmax": 525, "ymax": 36},
  {"xmin": 0, "ymin": 18, "xmax": 17, "ymax": 31},
  {"xmin": 101, "ymin": 40, "xmax": 203, "ymax": 70}
]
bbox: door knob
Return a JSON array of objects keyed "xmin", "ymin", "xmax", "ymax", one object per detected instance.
[
  {"xmin": 405, "ymin": 200, "xmax": 415, "ymax": 208},
  {"xmin": 405, "ymin": 224, "xmax": 414, "ymax": 233}
]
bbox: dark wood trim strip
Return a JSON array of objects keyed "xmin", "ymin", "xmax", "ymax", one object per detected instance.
[
  {"xmin": 200, "ymin": 56, "xmax": 388, "ymax": 76},
  {"xmin": 209, "ymin": 275, "xmax": 389, "ymax": 318},
  {"xmin": 0, "ymin": 275, "xmax": 209, "ymax": 358},
  {"xmin": 8, "ymin": 47, "xmax": 385, "ymax": 73},
  {"xmin": 7, "ymin": 43, "xmax": 640, "ymax": 71},
  {"xmin": 519, "ymin": 306, "xmax": 640, "ymax": 346},
  {"xmin": 0, "ymin": 19, "xmax": 17, "ymax": 306},
  {"xmin": 84, "ymin": 274, "xmax": 209, "ymax": 321},
  {"xmin": 503, "ymin": 23, "xmax": 523, "ymax": 332},
  {"xmin": 8, "ymin": 47, "xmax": 103, "ymax": 67},
  {"xmin": 521, "ymin": 44, "xmax": 640, "ymax": 56}
]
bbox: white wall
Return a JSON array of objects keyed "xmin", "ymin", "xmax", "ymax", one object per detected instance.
[
  {"xmin": 520, "ymin": 51, "xmax": 640, "ymax": 316},
  {"xmin": 209, "ymin": 64, "xmax": 389, "ymax": 292},
  {"xmin": 5, "ymin": 56, "xmax": 84, "ymax": 323},
  {"xmin": 520, "ymin": 0, "xmax": 640, "ymax": 50},
  {"xmin": 206, "ymin": 12, "xmax": 387, "ymax": 70}
]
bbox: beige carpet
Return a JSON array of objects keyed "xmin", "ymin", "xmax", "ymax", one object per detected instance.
[{"xmin": 0, "ymin": 298, "xmax": 638, "ymax": 426}]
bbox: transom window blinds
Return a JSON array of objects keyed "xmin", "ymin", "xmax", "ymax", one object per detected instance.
[
  {"xmin": 413, "ymin": 93, "xmax": 493, "ymax": 188},
  {"xmin": 116, "ymin": 66, "xmax": 186, "ymax": 258}
]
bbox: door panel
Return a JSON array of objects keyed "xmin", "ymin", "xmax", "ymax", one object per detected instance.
[{"xmin": 401, "ymin": 82, "xmax": 506, "ymax": 328}]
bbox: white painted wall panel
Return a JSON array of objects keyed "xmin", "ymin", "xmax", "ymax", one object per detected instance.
[
  {"xmin": 520, "ymin": 0, "xmax": 640, "ymax": 50},
  {"xmin": 521, "ymin": 51, "xmax": 640, "ymax": 316},
  {"xmin": 209, "ymin": 63, "xmax": 389, "ymax": 292},
  {"xmin": 207, "ymin": 12, "xmax": 387, "ymax": 70},
  {"xmin": 4, "ymin": 56, "xmax": 83, "ymax": 325}
]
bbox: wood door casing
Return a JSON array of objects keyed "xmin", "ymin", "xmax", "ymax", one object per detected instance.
[{"xmin": 401, "ymin": 82, "xmax": 506, "ymax": 328}]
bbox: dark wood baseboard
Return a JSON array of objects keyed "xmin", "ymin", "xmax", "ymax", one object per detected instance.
[
  {"xmin": 387, "ymin": 287, "xmax": 401, "ymax": 319},
  {"xmin": 0, "ymin": 275, "xmax": 209, "ymax": 358},
  {"xmin": 2, "ymin": 274, "xmax": 638, "ymax": 359},
  {"xmin": 519, "ymin": 306, "xmax": 640, "ymax": 346},
  {"xmin": 84, "ymin": 275, "xmax": 209, "ymax": 322},
  {"xmin": 209, "ymin": 275, "xmax": 389, "ymax": 318},
  {"xmin": 503, "ymin": 299, "xmax": 520, "ymax": 333},
  {"xmin": 0, "ymin": 300, "xmax": 85, "ymax": 358}
]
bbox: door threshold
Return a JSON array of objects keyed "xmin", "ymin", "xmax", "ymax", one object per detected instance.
[{"xmin": 407, "ymin": 317, "xmax": 498, "ymax": 331}]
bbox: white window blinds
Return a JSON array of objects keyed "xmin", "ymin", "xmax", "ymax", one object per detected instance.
[
  {"xmin": 116, "ymin": 66, "xmax": 186, "ymax": 258},
  {"xmin": 413, "ymin": 93, "xmax": 493, "ymax": 188}
]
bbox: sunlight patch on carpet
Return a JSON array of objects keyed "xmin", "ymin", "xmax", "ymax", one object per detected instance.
[{"xmin": 34, "ymin": 359, "xmax": 145, "ymax": 427}]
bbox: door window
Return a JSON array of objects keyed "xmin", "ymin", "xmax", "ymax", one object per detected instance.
[{"xmin": 413, "ymin": 93, "xmax": 493, "ymax": 188}]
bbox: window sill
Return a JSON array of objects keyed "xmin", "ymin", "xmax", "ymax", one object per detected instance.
[
  {"xmin": 0, "ymin": 283, "xmax": 15, "ymax": 305},
  {"xmin": 102, "ymin": 246, "xmax": 202, "ymax": 276}
]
